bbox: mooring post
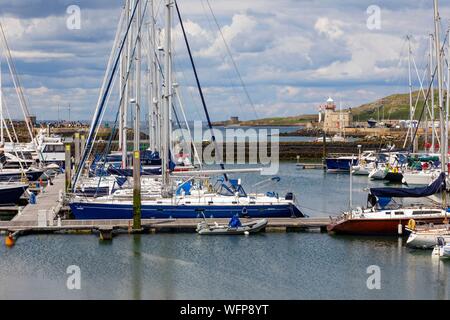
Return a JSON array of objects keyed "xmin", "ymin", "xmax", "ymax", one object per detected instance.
[
  {"xmin": 322, "ymin": 130, "xmax": 327, "ymax": 171},
  {"xmin": 74, "ymin": 133, "xmax": 80, "ymax": 171},
  {"xmin": 65, "ymin": 143, "xmax": 72, "ymax": 193},
  {"xmin": 133, "ymin": 150, "xmax": 142, "ymax": 230},
  {"xmin": 80, "ymin": 135, "xmax": 85, "ymax": 155}
]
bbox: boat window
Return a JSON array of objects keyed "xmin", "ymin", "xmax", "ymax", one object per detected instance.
[
  {"xmin": 385, "ymin": 212, "xmax": 391, "ymax": 215},
  {"xmin": 43, "ymin": 145, "xmax": 65, "ymax": 153},
  {"xmin": 394, "ymin": 211, "xmax": 404, "ymax": 215},
  {"xmin": 412, "ymin": 211, "xmax": 440, "ymax": 215}
]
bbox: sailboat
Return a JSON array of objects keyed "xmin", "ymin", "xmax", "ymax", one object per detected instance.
[
  {"xmin": 327, "ymin": 173, "xmax": 448, "ymax": 235},
  {"xmin": 69, "ymin": 0, "xmax": 304, "ymax": 220}
]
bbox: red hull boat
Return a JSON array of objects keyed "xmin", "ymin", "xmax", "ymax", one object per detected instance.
[{"xmin": 327, "ymin": 215, "xmax": 448, "ymax": 236}]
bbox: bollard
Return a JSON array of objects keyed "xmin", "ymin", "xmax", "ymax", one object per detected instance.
[{"xmin": 5, "ymin": 233, "xmax": 14, "ymax": 247}]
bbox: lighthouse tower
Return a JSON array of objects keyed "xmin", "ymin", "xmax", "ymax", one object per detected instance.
[{"xmin": 321, "ymin": 97, "xmax": 352, "ymax": 132}]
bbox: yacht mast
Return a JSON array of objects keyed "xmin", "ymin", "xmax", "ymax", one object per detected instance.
[
  {"xmin": 122, "ymin": 0, "xmax": 133, "ymax": 169},
  {"xmin": 162, "ymin": 0, "xmax": 172, "ymax": 196},
  {"xmin": 0, "ymin": 61, "xmax": 4, "ymax": 146},
  {"xmin": 119, "ymin": 1, "xmax": 127, "ymax": 157},
  {"xmin": 407, "ymin": 35, "xmax": 414, "ymax": 150},
  {"xmin": 433, "ymin": 0, "xmax": 446, "ymax": 207},
  {"xmin": 430, "ymin": 33, "xmax": 435, "ymax": 152},
  {"xmin": 147, "ymin": 23, "xmax": 153, "ymax": 151},
  {"xmin": 150, "ymin": 0, "xmax": 158, "ymax": 152},
  {"xmin": 446, "ymin": 28, "xmax": 450, "ymax": 161},
  {"xmin": 132, "ymin": 0, "xmax": 142, "ymax": 229}
]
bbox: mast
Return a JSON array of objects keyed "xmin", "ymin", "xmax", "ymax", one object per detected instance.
[
  {"xmin": 430, "ymin": 33, "xmax": 435, "ymax": 152},
  {"xmin": 446, "ymin": 28, "xmax": 450, "ymax": 162},
  {"xmin": 156, "ymin": 28, "xmax": 162, "ymax": 153},
  {"xmin": 147, "ymin": 23, "xmax": 153, "ymax": 151},
  {"xmin": 162, "ymin": 0, "xmax": 172, "ymax": 196},
  {"xmin": 434, "ymin": 0, "xmax": 446, "ymax": 208},
  {"xmin": 407, "ymin": 35, "xmax": 414, "ymax": 151},
  {"xmin": 0, "ymin": 61, "xmax": 3, "ymax": 146},
  {"xmin": 150, "ymin": 0, "xmax": 158, "ymax": 152},
  {"xmin": 122, "ymin": 0, "xmax": 133, "ymax": 169},
  {"xmin": 133, "ymin": 0, "xmax": 142, "ymax": 229},
  {"xmin": 119, "ymin": 1, "xmax": 128, "ymax": 155}
]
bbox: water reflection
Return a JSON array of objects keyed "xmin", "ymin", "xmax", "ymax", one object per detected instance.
[
  {"xmin": 160, "ymin": 235, "xmax": 175, "ymax": 299},
  {"xmin": 132, "ymin": 235, "xmax": 142, "ymax": 300}
]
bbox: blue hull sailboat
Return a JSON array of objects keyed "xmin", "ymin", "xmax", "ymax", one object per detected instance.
[
  {"xmin": 0, "ymin": 183, "xmax": 28, "ymax": 205},
  {"xmin": 69, "ymin": 0, "xmax": 304, "ymax": 220}
]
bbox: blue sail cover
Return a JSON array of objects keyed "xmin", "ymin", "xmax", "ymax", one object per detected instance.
[{"xmin": 370, "ymin": 172, "xmax": 446, "ymax": 198}]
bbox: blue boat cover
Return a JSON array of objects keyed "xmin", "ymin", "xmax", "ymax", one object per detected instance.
[
  {"xmin": 228, "ymin": 214, "xmax": 242, "ymax": 228},
  {"xmin": 176, "ymin": 181, "xmax": 192, "ymax": 196},
  {"xmin": 370, "ymin": 172, "xmax": 446, "ymax": 198}
]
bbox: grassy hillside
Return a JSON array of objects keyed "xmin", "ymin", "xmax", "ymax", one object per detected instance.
[
  {"xmin": 351, "ymin": 90, "xmax": 440, "ymax": 122},
  {"xmin": 217, "ymin": 90, "xmax": 441, "ymax": 126}
]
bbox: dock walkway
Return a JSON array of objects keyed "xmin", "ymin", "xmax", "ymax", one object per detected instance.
[
  {"xmin": 11, "ymin": 174, "xmax": 65, "ymax": 225},
  {"xmin": 0, "ymin": 217, "xmax": 331, "ymax": 233}
]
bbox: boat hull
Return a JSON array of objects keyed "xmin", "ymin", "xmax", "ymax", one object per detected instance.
[
  {"xmin": 0, "ymin": 170, "xmax": 44, "ymax": 182},
  {"xmin": 407, "ymin": 232, "xmax": 450, "ymax": 249},
  {"xmin": 69, "ymin": 202, "xmax": 303, "ymax": 219},
  {"xmin": 327, "ymin": 217, "xmax": 448, "ymax": 236},
  {"xmin": 384, "ymin": 172, "xmax": 403, "ymax": 183},
  {"xmin": 326, "ymin": 158, "xmax": 357, "ymax": 171},
  {"xmin": 0, "ymin": 185, "xmax": 28, "ymax": 205}
]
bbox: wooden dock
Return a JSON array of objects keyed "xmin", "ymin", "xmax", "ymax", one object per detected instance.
[
  {"xmin": 10, "ymin": 174, "xmax": 65, "ymax": 226},
  {"xmin": 0, "ymin": 217, "xmax": 331, "ymax": 236},
  {"xmin": 0, "ymin": 172, "xmax": 333, "ymax": 240},
  {"xmin": 296, "ymin": 163, "xmax": 325, "ymax": 170}
]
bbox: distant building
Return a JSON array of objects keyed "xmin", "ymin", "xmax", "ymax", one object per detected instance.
[
  {"xmin": 320, "ymin": 97, "xmax": 353, "ymax": 132},
  {"xmin": 229, "ymin": 116, "xmax": 240, "ymax": 124},
  {"xmin": 27, "ymin": 115, "xmax": 37, "ymax": 126}
]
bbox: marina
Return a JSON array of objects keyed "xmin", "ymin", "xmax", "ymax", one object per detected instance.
[{"xmin": 2, "ymin": 0, "xmax": 450, "ymax": 303}]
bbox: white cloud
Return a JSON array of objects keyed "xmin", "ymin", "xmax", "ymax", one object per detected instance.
[{"xmin": 314, "ymin": 17, "xmax": 344, "ymax": 40}]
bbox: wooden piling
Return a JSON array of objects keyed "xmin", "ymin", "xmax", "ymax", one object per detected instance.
[
  {"xmin": 133, "ymin": 150, "xmax": 142, "ymax": 230},
  {"xmin": 74, "ymin": 133, "xmax": 80, "ymax": 171},
  {"xmin": 65, "ymin": 144, "xmax": 72, "ymax": 193},
  {"xmin": 99, "ymin": 227, "xmax": 113, "ymax": 241},
  {"xmin": 80, "ymin": 135, "xmax": 85, "ymax": 155}
]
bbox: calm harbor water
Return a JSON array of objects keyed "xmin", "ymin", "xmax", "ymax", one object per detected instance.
[{"xmin": 0, "ymin": 163, "xmax": 449, "ymax": 299}]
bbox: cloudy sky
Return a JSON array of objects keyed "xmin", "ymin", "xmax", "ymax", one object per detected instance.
[{"xmin": 0, "ymin": 0, "xmax": 449, "ymax": 121}]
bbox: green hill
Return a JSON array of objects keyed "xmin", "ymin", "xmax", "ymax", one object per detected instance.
[
  {"xmin": 350, "ymin": 90, "xmax": 439, "ymax": 122},
  {"xmin": 218, "ymin": 90, "xmax": 441, "ymax": 126}
]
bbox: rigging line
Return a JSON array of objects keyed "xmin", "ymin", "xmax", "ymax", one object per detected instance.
[
  {"xmin": 73, "ymin": 0, "xmax": 144, "ymax": 188},
  {"xmin": 93, "ymin": 1, "xmax": 152, "ymax": 192},
  {"xmin": 410, "ymin": 63, "xmax": 438, "ymax": 151},
  {"xmin": 171, "ymin": 52, "xmax": 202, "ymax": 119},
  {"xmin": 171, "ymin": 44, "xmax": 203, "ymax": 120},
  {"xmin": 0, "ymin": 23, "xmax": 34, "ymax": 143},
  {"xmin": 98, "ymin": 0, "xmax": 151, "ymax": 168},
  {"xmin": 199, "ymin": 0, "xmax": 244, "ymax": 115},
  {"xmin": 175, "ymin": 0, "xmax": 229, "ymax": 182},
  {"xmin": 204, "ymin": 0, "xmax": 259, "ymax": 120},
  {"xmin": 154, "ymin": 49, "xmax": 199, "ymax": 163},
  {"xmin": 2, "ymin": 97, "xmax": 27, "ymax": 174},
  {"xmin": 1, "ymin": 92, "xmax": 29, "ymax": 163}
]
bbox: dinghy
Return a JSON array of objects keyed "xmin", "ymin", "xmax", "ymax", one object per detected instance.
[
  {"xmin": 196, "ymin": 218, "xmax": 268, "ymax": 235},
  {"xmin": 432, "ymin": 237, "xmax": 450, "ymax": 258}
]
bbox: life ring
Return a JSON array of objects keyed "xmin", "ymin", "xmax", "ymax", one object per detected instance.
[{"xmin": 407, "ymin": 219, "xmax": 416, "ymax": 230}]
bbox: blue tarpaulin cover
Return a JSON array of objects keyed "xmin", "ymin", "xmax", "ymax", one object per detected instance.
[
  {"xmin": 229, "ymin": 215, "xmax": 242, "ymax": 228},
  {"xmin": 370, "ymin": 172, "xmax": 446, "ymax": 198}
]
